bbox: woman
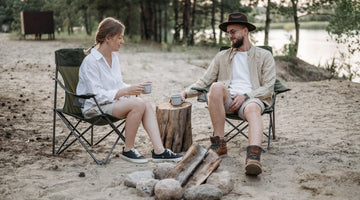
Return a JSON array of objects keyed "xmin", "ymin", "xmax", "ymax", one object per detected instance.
[{"xmin": 76, "ymin": 17, "xmax": 182, "ymax": 164}]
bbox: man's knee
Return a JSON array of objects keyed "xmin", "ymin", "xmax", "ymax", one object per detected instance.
[{"xmin": 209, "ymin": 82, "xmax": 227, "ymax": 102}]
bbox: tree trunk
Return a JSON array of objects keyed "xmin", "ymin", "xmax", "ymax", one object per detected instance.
[
  {"xmin": 67, "ymin": 16, "xmax": 73, "ymax": 35},
  {"xmin": 158, "ymin": 3, "xmax": 162, "ymax": 43},
  {"xmin": 219, "ymin": 0, "xmax": 224, "ymax": 45},
  {"xmin": 189, "ymin": 0, "xmax": 196, "ymax": 45},
  {"xmin": 291, "ymin": 0, "xmax": 299, "ymax": 56},
  {"xmin": 264, "ymin": 0, "xmax": 271, "ymax": 46},
  {"xmin": 156, "ymin": 102, "xmax": 193, "ymax": 153},
  {"xmin": 173, "ymin": 0, "xmax": 180, "ymax": 44},
  {"xmin": 126, "ymin": 2, "xmax": 132, "ymax": 39},
  {"xmin": 182, "ymin": 0, "xmax": 191, "ymax": 45},
  {"xmin": 140, "ymin": 1, "xmax": 146, "ymax": 40},
  {"xmin": 97, "ymin": 9, "xmax": 103, "ymax": 23},
  {"xmin": 140, "ymin": 1, "xmax": 156, "ymax": 41},
  {"xmin": 153, "ymin": 2, "xmax": 158, "ymax": 42},
  {"xmin": 211, "ymin": 0, "xmax": 216, "ymax": 44},
  {"xmin": 164, "ymin": 1, "xmax": 168, "ymax": 43},
  {"xmin": 83, "ymin": 8, "xmax": 91, "ymax": 36}
]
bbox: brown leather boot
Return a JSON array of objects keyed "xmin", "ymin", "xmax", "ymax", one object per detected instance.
[
  {"xmin": 209, "ymin": 136, "xmax": 227, "ymax": 155},
  {"xmin": 245, "ymin": 145, "xmax": 262, "ymax": 176}
]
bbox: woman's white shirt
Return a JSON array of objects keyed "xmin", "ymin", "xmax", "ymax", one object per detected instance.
[{"xmin": 76, "ymin": 48, "xmax": 129, "ymax": 113}]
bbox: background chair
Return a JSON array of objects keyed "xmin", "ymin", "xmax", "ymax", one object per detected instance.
[
  {"xmin": 192, "ymin": 46, "xmax": 290, "ymax": 150},
  {"xmin": 53, "ymin": 48, "xmax": 125, "ymax": 165}
]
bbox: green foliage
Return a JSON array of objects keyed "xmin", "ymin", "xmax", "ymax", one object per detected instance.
[
  {"xmin": 327, "ymin": 0, "xmax": 360, "ymax": 55},
  {"xmin": 323, "ymin": 52, "xmax": 359, "ymax": 81},
  {"xmin": 281, "ymin": 35, "xmax": 297, "ymax": 60},
  {"xmin": 0, "ymin": 0, "xmax": 14, "ymax": 26}
]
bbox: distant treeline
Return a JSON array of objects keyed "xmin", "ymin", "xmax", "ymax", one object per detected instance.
[{"xmin": 0, "ymin": 0, "xmax": 357, "ymax": 50}]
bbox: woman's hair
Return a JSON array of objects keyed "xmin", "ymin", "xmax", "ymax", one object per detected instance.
[{"xmin": 84, "ymin": 17, "xmax": 125, "ymax": 55}]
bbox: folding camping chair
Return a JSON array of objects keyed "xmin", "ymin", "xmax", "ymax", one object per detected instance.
[
  {"xmin": 192, "ymin": 46, "xmax": 290, "ymax": 150},
  {"xmin": 52, "ymin": 48, "xmax": 125, "ymax": 165}
]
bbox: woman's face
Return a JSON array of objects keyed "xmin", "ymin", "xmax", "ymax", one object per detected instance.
[{"xmin": 107, "ymin": 32, "xmax": 125, "ymax": 52}]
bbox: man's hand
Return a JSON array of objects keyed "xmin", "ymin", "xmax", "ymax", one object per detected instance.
[
  {"xmin": 229, "ymin": 94, "xmax": 246, "ymax": 112},
  {"xmin": 181, "ymin": 92, "xmax": 187, "ymax": 99}
]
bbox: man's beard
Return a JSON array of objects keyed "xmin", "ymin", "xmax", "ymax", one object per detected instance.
[{"xmin": 231, "ymin": 36, "xmax": 244, "ymax": 48}]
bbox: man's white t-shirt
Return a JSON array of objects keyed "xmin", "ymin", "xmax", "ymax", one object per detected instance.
[{"xmin": 229, "ymin": 51, "xmax": 252, "ymax": 96}]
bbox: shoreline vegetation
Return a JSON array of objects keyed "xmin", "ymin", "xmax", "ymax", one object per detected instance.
[
  {"xmin": 255, "ymin": 21, "xmax": 329, "ymax": 30},
  {"xmin": 10, "ymin": 21, "xmax": 329, "ymax": 41}
]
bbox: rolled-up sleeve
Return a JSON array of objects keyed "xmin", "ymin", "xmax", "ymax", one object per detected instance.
[{"xmin": 185, "ymin": 53, "xmax": 220, "ymax": 98}]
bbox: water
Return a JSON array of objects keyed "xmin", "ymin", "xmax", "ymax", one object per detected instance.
[{"xmin": 251, "ymin": 29, "xmax": 360, "ymax": 82}]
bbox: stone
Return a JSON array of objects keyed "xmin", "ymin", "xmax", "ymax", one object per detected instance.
[
  {"xmin": 153, "ymin": 162, "xmax": 176, "ymax": 180},
  {"xmin": 206, "ymin": 169, "xmax": 234, "ymax": 195},
  {"xmin": 184, "ymin": 184, "xmax": 223, "ymax": 200},
  {"xmin": 124, "ymin": 170, "xmax": 154, "ymax": 188},
  {"xmin": 136, "ymin": 178, "xmax": 159, "ymax": 197},
  {"xmin": 154, "ymin": 178, "xmax": 183, "ymax": 200}
]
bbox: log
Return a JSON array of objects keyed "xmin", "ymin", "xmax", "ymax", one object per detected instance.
[
  {"xmin": 184, "ymin": 149, "xmax": 222, "ymax": 188},
  {"xmin": 165, "ymin": 144, "xmax": 207, "ymax": 186},
  {"xmin": 156, "ymin": 102, "xmax": 192, "ymax": 153}
]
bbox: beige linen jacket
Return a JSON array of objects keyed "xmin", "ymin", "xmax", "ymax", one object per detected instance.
[{"xmin": 185, "ymin": 45, "xmax": 276, "ymax": 107}]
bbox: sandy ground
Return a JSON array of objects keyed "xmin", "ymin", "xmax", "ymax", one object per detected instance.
[{"xmin": 0, "ymin": 33, "xmax": 359, "ymax": 200}]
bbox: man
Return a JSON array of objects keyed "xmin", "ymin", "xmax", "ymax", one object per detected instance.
[{"xmin": 181, "ymin": 13, "xmax": 276, "ymax": 176}]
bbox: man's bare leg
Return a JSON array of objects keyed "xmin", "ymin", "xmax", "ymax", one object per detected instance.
[
  {"xmin": 208, "ymin": 82, "xmax": 228, "ymax": 155},
  {"xmin": 208, "ymin": 82, "xmax": 228, "ymax": 137},
  {"xmin": 243, "ymin": 103, "xmax": 263, "ymax": 175}
]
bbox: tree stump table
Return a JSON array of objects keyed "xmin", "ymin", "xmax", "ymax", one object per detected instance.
[{"xmin": 156, "ymin": 102, "xmax": 192, "ymax": 153}]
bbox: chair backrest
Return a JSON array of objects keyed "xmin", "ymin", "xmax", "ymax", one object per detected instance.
[{"xmin": 55, "ymin": 48, "xmax": 86, "ymax": 114}]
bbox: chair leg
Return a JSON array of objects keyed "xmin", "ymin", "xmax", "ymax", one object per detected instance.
[
  {"xmin": 53, "ymin": 110, "xmax": 56, "ymax": 155},
  {"xmin": 103, "ymin": 134, "xmax": 122, "ymax": 164},
  {"xmin": 95, "ymin": 120, "xmax": 126, "ymax": 145},
  {"xmin": 91, "ymin": 126, "xmax": 93, "ymax": 146},
  {"xmin": 100, "ymin": 117, "xmax": 126, "ymax": 164},
  {"xmin": 57, "ymin": 113, "xmax": 102, "ymax": 165},
  {"xmin": 225, "ymin": 119, "xmax": 248, "ymax": 142},
  {"xmin": 267, "ymin": 113, "xmax": 272, "ymax": 150},
  {"xmin": 272, "ymin": 107, "xmax": 276, "ymax": 139},
  {"xmin": 55, "ymin": 113, "xmax": 97, "ymax": 154}
]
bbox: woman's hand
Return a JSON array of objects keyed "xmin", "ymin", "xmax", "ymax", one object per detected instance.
[
  {"xmin": 115, "ymin": 84, "xmax": 144, "ymax": 99},
  {"xmin": 125, "ymin": 84, "xmax": 144, "ymax": 96}
]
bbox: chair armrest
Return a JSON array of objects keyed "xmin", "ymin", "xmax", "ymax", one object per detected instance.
[
  {"xmin": 191, "ymin": 87, "xmax": 209, "ymax": 93},
  {"xmin": 77, "ymin": 93, "xmax": 96, "ymax": 99},
  {"xmin": 53, "ymin": 78, "xmax": 95, "ymax": 99},
  {"xmin": 191, "ymin": 87, "xmax": 210, "ymax": 103}
]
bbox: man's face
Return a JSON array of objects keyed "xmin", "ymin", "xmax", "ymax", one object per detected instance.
[{"xmin": 226, "ymin": 24, "xmax": 245, "ymax": 48}]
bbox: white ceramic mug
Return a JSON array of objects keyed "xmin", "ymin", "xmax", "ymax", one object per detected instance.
[
  {"xmin": 171, "ymin": 94, "xmax": 183, "ymax": 106},
  {"xmin": 141, "ymin": 82, "xmax": 152, "ymax": 94}
]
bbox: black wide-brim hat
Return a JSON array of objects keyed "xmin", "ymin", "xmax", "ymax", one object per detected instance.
[{"xmin": 219, "ymin": 12, "xmax": 256, "ymax": 32}]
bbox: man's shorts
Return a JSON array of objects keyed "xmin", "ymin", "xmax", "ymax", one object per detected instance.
[
  {"xmin": 83, "ymin": 102, "xmax": 115, "ymax": 119},
  {"xmin": 224, "ymin": 92, "xmax": 265, "ymax": 119}
]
